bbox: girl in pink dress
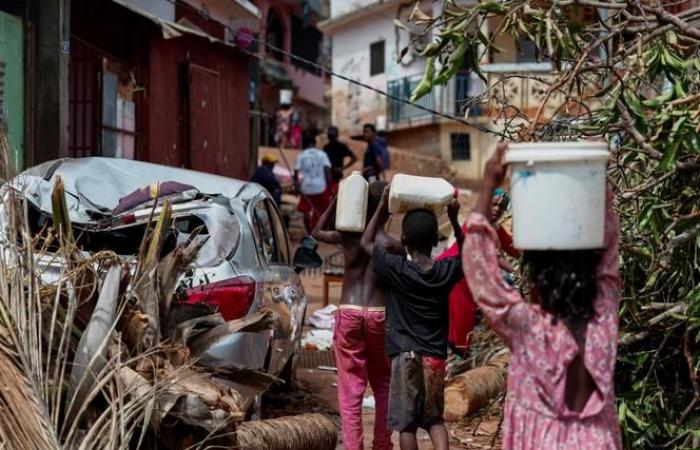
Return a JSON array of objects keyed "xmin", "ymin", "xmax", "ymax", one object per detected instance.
[{"xmin": 462, "ymin": 143, "xmax": 622, "ymax": 450}]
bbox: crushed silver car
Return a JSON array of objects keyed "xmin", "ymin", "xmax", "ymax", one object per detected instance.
[{"xmin": 9, "ymin": 157, "xmax": 320, "ymax": 383}]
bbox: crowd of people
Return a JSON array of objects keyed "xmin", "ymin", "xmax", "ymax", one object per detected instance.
[
  {"xmin": 253, "ymin": 119, "xmax": 622, "ymax": 449},
  {"xmin": 312, "ymin": 143, "xmax": 622, "ymax": 450},
  {"xmin": 253, "ymin": 122, "xmax": 391, "ymax": 233}
]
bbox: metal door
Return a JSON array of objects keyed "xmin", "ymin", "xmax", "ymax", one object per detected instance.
[{"xmin": 188, "ymin": 64, "xmax": 224, "ymax": 176}]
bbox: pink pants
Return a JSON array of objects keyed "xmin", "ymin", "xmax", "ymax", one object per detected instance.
[{"xmin": 333, "ymin": 306, "xmax": 392, "ymax": 450}]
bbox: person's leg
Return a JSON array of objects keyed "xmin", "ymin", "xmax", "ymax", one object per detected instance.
[
  {"xmin": 365, "ymin": 310, "xmax": 392, "ymax": 450},
  {"xmin": 427, "ymin": 424, "xmax": 449, "ymax": 450},
  {"xmin": 421, "ymin": 356, "xmax": 448, "ymax": 450},
  {"xmin": 398, "ymin": 431, "xmax": 418, "ymax": 450},
  {"xmin": 334, "ymin": 309, "xmax": 369, "ymax": 450}
]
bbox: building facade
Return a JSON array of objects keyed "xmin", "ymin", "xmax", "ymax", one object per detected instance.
[
  {"xmin": 255, "ymin": 0, "xmax": 330, "ymax": 146},
  {"xmin": 320, "ymin": 0, "xmax": 698, "ymax": 183}
]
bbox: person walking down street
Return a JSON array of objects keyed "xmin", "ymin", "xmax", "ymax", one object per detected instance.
[
  {"xmin": 462, "ymin": 143, "xmax": 622, "ymax": 450},
  {"xmin": 274, "ymin": 103, "xmax": 295, "ymax": 148},
  {"xmin": 437, "ymin": 187, "xmax": 520, "ymax": 361},
  {"xmin": 295, "ymin": 133, "xmax": 332, "ymax": 232},
  {"xmin": 361, "ymin": 187, "xmax": 464, "ymax": 450},
  {"xmin": 324, "ymin": 126, "xmax": 358, "ymax": 192},
  {"xmin": 312, "ymin": 181, "xmax": 403, "ymax": 450},
  {"xmin": 362, "ymin": 124, "xmax": 389, "ymax": 181},
  {"xmin": 250, "ymin": 153, "xmax": 282, "ymax": 206}
]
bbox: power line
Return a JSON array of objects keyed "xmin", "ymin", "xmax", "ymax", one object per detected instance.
[{"xmin": 158, "ymin": 0, "xmax": 501, "ymax": 136}]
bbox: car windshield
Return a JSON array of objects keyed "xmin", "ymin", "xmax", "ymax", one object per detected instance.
[{"xmin": 26, "ymin": 201, "xmax": 239, "ymax": 268}]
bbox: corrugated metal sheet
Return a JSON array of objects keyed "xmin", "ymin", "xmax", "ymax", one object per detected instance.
[
  {"xmin": 146, "ymin": 37, "xmax": 181, "ymax": 167},
  {"xmin": 147, "ymin": 35, "xmax": 251, "ymax": 180}
]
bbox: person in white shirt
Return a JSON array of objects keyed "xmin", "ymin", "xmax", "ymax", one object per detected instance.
[{"xmin": 295, "ymin": 133, "xmax": 332, "ymax": 232}]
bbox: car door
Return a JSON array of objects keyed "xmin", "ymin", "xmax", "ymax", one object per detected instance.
[{"xmin": 250, "ymin": 196, "xmax": 307, "ymax": 376}]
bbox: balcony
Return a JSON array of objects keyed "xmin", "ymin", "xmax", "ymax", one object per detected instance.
[
  {"xmin": 387, "ymin": 73, "xmax": 481, "ymax": 125},
  {"xmin": 387, "ymin": 76, "xmax": 436, "ymax": 124},
  {"xmin": 482, "ymin": 63, "xmax": 562, "ymax": 118}
]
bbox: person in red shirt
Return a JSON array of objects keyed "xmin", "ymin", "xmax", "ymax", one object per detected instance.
[{"xmin": 437, "ymin": 188, "xmax": 520, "ymax": 358}]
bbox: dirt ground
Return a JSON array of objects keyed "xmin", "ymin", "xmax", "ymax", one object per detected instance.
[{"xmin": 274, "ymin": 211, "xmax": 503, "ymax": 449}]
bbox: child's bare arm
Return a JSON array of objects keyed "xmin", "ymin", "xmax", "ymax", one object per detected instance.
[
  {"xmin": 448, "ymin": 200, "xmax": 464, "ymax": 253},
  {"xmin": 360, "ymin": 186, "xmax": 390, "ymax": 255},
  {"xmin": 311, "ymin": 197, "xmax": 342, "ymax": 245}
]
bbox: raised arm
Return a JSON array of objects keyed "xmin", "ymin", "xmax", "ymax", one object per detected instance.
[
  {"xmin": 311, "ymin": 197, "xmax": 342, "ymax": 244},
  {"xmin": 462, "ymin": 142, "xmax": 532, "ymax": 345},
  {"xmin": 593, "ymin": 187, "xmax": 621, "ymax": 317},
  {"xmin": 447, "ymin": 200, "xmax": 464, "ymax": 253},
  {"xmin": 343, "ymin": 147, "xmax": 358, "ymax": 170},
  {"xmin": 360, "ymin": 185, "xmax": 390, "ymax": 255}
]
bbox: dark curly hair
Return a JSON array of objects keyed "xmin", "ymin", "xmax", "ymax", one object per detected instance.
[
  {"xmin": 523, "ymin": 250, "xmax": 602, "ymax": 323},
  {"xmin": 402, "ymin": 209, "xmax": 438, "ymax": 249}
]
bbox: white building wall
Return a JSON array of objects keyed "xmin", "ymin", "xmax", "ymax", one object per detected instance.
[
  {"xmin": 330, "ymin": 0, "xmax": 375, "ymax": 18},
  {"xmin": 329, "ymin": 5, "xmax": 435, "ymax": 134}
]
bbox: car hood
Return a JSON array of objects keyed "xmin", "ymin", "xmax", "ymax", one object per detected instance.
[{"xmin": 12, "ymin": 157, "xmax": 261, "ymax": 224}]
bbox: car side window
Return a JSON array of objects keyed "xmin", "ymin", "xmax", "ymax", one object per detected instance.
[
  {"xmin": 267, "ymin": 200, "xmax": 290, "ymax": 264},
  {"xmin": 253, "ymin": 200, "xmax": 278, "ymax": 264}
]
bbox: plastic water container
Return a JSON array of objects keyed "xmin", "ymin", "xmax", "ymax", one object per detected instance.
[
  {"xmin": 388, "ymin": 174, "xmax": 457, "ymax": 215},
  {"xmin": 505, "ymin": 141, "xmax": 610, "ymax": 250},
  {"xmin": 336, "ymin": 171, "xmax": 368, "ymax": 232}
]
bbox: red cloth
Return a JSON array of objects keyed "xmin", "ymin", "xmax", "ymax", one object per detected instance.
[
  {"xmin": 297, "ymin": 190, "xmax": 332, "ymax": 229},
  {"xmin": 437, "ymin": 224, "xmax": 520, "ymax": 353}
]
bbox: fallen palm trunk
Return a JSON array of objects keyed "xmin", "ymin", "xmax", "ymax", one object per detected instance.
[
  {"xmin": 236, "ymin": 413, "xmax": 337, "ymax": 450},
  {"xmin": 444, "ymin": 352, "xmax": 509, "ymax": 422}
]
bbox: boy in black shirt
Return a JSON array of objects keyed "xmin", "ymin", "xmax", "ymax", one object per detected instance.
[{"xmin": 361, "ymin": 186, "xmax": 464, "ymax": 450}]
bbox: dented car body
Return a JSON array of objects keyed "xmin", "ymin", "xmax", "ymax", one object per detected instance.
[{"xmin": 11, "ymin": 157, "xmax": 308, "ymax": 378}]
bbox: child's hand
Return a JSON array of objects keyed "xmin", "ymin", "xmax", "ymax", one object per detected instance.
[
  {"xmin": 484, "ymin": 142, "xmax": 508, "ymax": 188},
  {"xmin": 447, "ymin": 200, "xmax": 460, "ymax": 222},
  {"xmin": 380, "ymin": 185, "xmax": 390, "ymax": 210}
]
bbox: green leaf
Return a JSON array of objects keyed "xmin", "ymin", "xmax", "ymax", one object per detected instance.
[
  {"xmin": 659, "ymin": 139, "xmax": 681, "ymax": 171},
  {"xmin": 410, "ymin": 57, "xmax": 435, "ymax": 102},
  {"xmin": 472, "ymin": 1, "xmax": 506, "ymax": 14}
]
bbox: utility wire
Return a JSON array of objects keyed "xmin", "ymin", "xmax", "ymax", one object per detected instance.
[{"xmin": 159, "ymin": 0, "xmax": 501, "ymax": 137}]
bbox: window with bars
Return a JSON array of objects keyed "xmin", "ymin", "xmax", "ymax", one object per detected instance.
[
  {"xmin": 370, "ymin": 40, "xmax": 385, "ymax": 76},
  {"xmin": 450, "ymin": 133, "xmax": 471, "ymax": 161}
]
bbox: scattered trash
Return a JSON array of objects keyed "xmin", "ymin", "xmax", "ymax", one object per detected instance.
[
  {"xmin": 317, "ymin": 365, "xmax": 337, "ymax": 372},
  {"xmin": 301, "ymin": 329, "xmax": 334, "ymax": 351},
  {"xmin": 307, "ymin": 304, "xmax": 337, "ymax": 329},
  {"xmin": 362, "ymin": 395, "xmax": 376, "ymax": 410}
]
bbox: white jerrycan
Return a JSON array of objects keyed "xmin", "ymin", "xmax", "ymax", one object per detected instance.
[
  {"xmin": 336, "ymin": 171, "xmax": 369, "ymax": 232},
  {"xmin": 388, "ymin": 174, "xmax": 457, "ymax": 215}
]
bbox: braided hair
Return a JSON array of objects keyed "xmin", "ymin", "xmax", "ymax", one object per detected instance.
[{"xmin": 522, "ymin": 250, "xmax": 601, "ymax": 323}]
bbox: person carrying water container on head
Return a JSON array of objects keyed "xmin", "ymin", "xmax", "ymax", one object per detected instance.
[
  {"xmin": 462, "ymin": 142, "xmax": 622, "ymax": 450},
  {"xmin": 312, "ymin": 180, "xmax": 404, "ymax": 450},
  {"xmin": 361, "ymin": 181, "xmax": 464, "ymax": 450}
]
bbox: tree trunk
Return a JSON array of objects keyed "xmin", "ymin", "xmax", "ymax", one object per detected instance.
[{"xmin": 444, "ymin": 352, "xmax": 509, "ymax": 422}]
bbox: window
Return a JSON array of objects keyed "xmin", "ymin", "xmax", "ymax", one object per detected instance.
[
  {"xmin": 291, "ymin": 14, "xmax": 323, "ymax": 75},
  {"xmin": 253, "ymin": 199, "xmax": 288, "ymax": 264},
  {"xmin": 370, "ymin": 40, "xmax": 385, "ymax": 76},
  {"xmin": 254, "ymin": 200, "xmax": 278, "ymax": 263},
  {"xmin": 268, "ymin": 201, "xmax": 290, "ymax": 264},
  {"xmin": 101, "ymin": 58, "xmax": 136, "ymax": 159},
  {"xmin": 451, "ymin": 133, "xmax": 471, "ymax": 161},
  {"xmin": 517, "ymin": 36, "xmax": 538, "ymax": 63}
]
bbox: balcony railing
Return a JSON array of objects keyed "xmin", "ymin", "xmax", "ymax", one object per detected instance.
[
  {"xmin": 482, "ymin": 63, "xmax": 562, "ymax": 118},
  {"xmin": 387, "ymin": 76, "xmax": 435, "ymax": 124}
]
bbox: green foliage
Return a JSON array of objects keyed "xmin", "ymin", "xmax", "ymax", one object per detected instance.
[{"xmin": 404, "ymin": 1, "xmax": 700, "ymax": 447}]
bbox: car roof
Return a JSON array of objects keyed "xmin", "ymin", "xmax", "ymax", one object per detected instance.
[
  {"xmin": 22, "ymin": 157, "xmax": 265, "ymax": 202},
  {"xmin": 13, "ymin": 157, "xmax": 268, "ymax": 224}
]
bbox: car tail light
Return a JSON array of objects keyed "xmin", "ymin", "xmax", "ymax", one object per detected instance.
[{"xmin": 183, "ymin": 276, "xmax": 256, "ymax": 321}]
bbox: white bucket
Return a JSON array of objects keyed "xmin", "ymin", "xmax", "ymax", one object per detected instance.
[
  {"xmin": 279, "ymin": 89, "xmax": 293, "ymax": 105},
  {"xmin": 505, "ymin": 141, "xmax": 609, "ymax": 250}
]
